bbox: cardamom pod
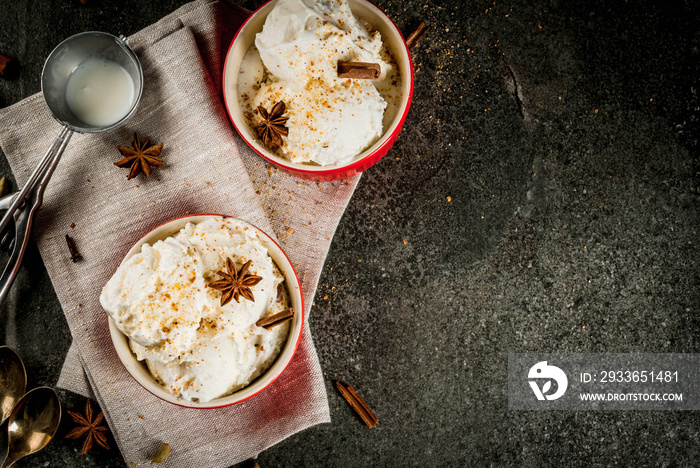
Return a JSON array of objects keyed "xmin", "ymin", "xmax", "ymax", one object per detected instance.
[{"xmin": 151, "ymin": 443, "xmax": 171, "ymax": 464}]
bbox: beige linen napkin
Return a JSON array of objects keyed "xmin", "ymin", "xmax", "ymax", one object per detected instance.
[{"xmin": 0, "ymin": 1, "xmax": 362, "ymax": 466}]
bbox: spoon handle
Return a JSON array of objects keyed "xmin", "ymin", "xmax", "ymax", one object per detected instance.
[
  {"xmin": 0, "ymin": 126, "xmax": 73, "ymax": 305},
  {"xmin": 0, "ymin": 125, "xmax": 70, "ymax": 235},
  {"xmin": 0, "ymin": 452, "xmax": 19, "ymax": 468}
]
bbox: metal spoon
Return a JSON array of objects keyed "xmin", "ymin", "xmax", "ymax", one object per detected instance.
[
  {"xmin": 0, "ymin": 346, "xmax": 26, "ymax": 425},
  {"xmin": 0, "ymin": 387, "xmax": 61, "ymax": 468}
]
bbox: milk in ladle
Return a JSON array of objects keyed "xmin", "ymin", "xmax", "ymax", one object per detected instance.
[{"xmin": 65, "ymin": 58, "xmax": 135, "ymax": 127}]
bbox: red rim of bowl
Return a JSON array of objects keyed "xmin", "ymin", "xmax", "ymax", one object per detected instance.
[
  {"xmin": 222, "ymin": 0, "xmax": 415, "ymax": 181},
  {"xmin": 108, "ymin": 213, "xmax": 305, "ymax": 408}
]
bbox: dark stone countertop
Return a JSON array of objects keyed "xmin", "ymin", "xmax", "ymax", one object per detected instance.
[{"xmin": 0, "ymin": 0, "xmax": 698, "ymax": 466}]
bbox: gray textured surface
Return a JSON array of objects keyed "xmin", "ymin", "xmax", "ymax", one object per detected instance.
[{"xmin": 0, "ymin": 0, "xmax": 698, "ymax": 466}]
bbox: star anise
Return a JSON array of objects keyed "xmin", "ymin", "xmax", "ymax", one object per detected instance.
[
  {"xmin": 65, "ymin": 399, "xmax": 110, "ymax": 456},
  {"xmin": 114, "ymin": 133, "xmax": 164, "ymax": 180},
  {"xmin": 207, "ymin": 258, "xmax": 263, "ymax": 306},
  {"xmin": 255, "ymin": 101, "xmax": 288, "ymax": 150}
]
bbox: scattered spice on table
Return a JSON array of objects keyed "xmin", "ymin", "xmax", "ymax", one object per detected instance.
[
  {"xmin": 114, "ymin": 133, "xmax": 164, "ymax": 180},
  {"xmin": 65, "ymin": 399, "xmax": 110, "ymax": 456},
  {"xmin": 336, "ymin": 381, "xmax": 378, "ymax": 428}
]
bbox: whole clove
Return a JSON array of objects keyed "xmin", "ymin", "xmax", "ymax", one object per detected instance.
[{"xmin": 65, "ymin": 234, "xmax": 82, "ymax": 262}]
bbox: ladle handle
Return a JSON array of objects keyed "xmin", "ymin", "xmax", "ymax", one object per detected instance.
[
  {"xmin": 0, "ymin": 126, "xmax": 73, "ymax": 305},
  {"xmin": 0, "ymin": 126, "xmax": 71, "ymax": 235}
]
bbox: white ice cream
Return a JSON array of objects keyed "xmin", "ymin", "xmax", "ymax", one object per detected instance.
[
  {"xmin": 239, "ymin": 0, "xmax": 397, "ymax": 166},
  {"xmin": 100, "ymin": 218, "xmax": 290, "ymax": 402}
]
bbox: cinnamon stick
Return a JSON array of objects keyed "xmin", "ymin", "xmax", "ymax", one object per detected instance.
[
  {"xmin": 406, "ymin": 22, "xmax": 429, "ymax": 50},
  {"xmin": 256, "ymin": 307, "xmax": 294, "ymax": 329},
  {"xmin": 337, "ymin": 61, "xmax": 380, "ymax": 80},
  {"xmin": 336, "ymin": 381, "xmax": 378, "ymax": 428}
]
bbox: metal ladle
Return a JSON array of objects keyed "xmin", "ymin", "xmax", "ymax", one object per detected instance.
[
  {"xmin": 0, "ymin": 387, "xmax": 61, "ymax": 468},
  {"xmin": 0, "ymin": 31, "xmax": 143, "ymax": 304},
  {"xmin": 0, "ymin": 347, "xmax": 26, "ymax": 425}
]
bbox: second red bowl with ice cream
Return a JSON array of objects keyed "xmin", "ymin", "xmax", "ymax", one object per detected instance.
[
  {"xmin": 103, "ymin": 215, "xmax": 304, "ymax": 408},
  {"xmin": 223, "ymin": 0, "xmax": 414, "ymax": 181}
]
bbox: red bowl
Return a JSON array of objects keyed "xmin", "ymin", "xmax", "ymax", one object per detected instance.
[
  {"xmin": 106, "ymin": 215, "xmax": 304, "ymax": 408},
  {"xmin": 222, "ymin": 0, "xmax": 414, "ymax": 181}
]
